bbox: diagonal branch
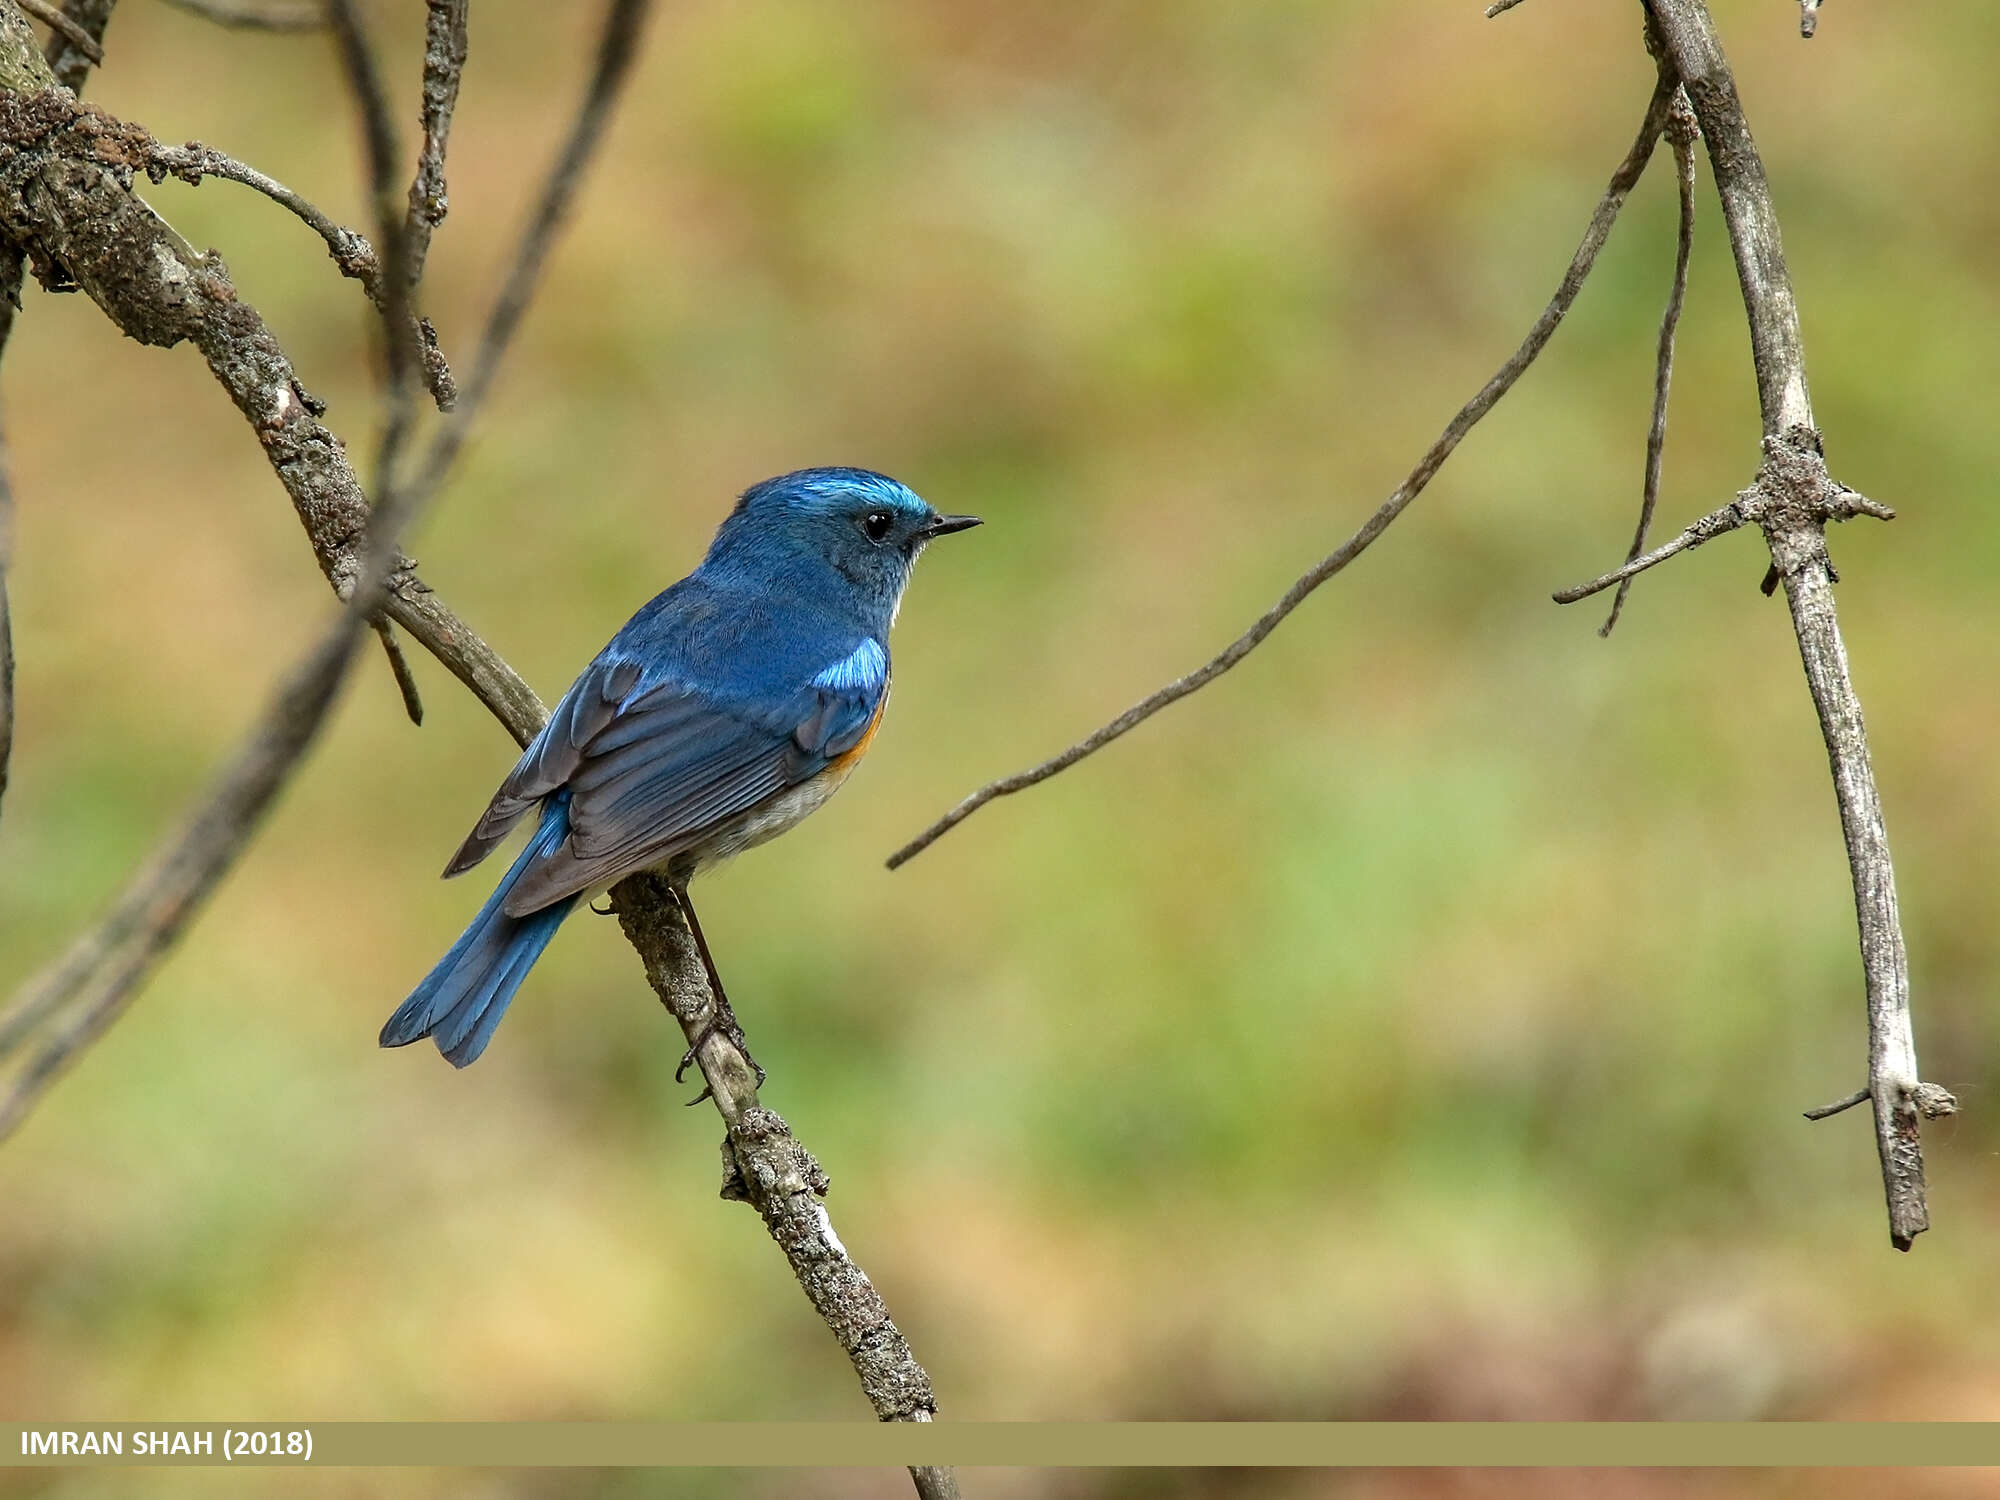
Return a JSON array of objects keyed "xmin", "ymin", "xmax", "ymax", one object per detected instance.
[
  {"xmin": 887, "ymin": 68, "xmax": 1678, "ymax": 870},
  {"xmin": 1642, "ymin": 0, "xmax": 1949, "ymax": 1250}
]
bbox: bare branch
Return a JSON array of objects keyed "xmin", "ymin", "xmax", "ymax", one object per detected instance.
[
  {"xmin": 888, "ymin": 70, "xmax": 1678, "ymax": 870},
  {"xmin": 157, "ymin": 0, "xmax": 321, "ymax": 31},
  {"xmin": 137, "ymin": 133, "xmax": 457, "ymax": 409},
  {"xmin": 143, "ymin": 139, "xmax": 378, "ymax": 281},
  {"xmin": 1553, "ymin": 493, "xmax": 1759, "ymax": 604},
  {"xmin": 1602, "ymin": 88, "xmax": 1698, "ymax": 635},
  {"xmin": 1804, "ymin": 1088, "xmax": 1868, "ymax": 1122},
  {"xmin": 1646, "ymin": 0, "xmax": 1944, "ymax": 1249}
]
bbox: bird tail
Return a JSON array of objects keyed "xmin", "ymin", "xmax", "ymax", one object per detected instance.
[{"xmin": 381, "ymin": 796, "xmax": 580, "ymax": 1068}]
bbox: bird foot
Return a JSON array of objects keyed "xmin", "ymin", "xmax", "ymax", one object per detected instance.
[{"xmin": 677, "ymin": 999, "xmax": 767, "ymax": 1105}]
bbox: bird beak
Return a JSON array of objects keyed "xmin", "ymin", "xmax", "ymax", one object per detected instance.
[{"xmin": 922, "ymin": 513, "xmax": 983, "ymax": 539}]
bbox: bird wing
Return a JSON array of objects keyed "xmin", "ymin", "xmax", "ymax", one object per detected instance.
[
  {"xmin": 442, "ymin": 654, "xmax": 647, "ymax": 878},
  {"xmin": 450, "ymin": 639, "xmax": 886, "ymax": 917}
]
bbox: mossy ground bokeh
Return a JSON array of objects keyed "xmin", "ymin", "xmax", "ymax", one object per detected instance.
[{"xmin": 1, "ymin": 1, "xmax": 1997, "ymax": 1496}]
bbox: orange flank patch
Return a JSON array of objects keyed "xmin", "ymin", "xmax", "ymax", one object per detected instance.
[{"xmin": 827, "ymin": 688, "xmax": 890, "ymax": 781}]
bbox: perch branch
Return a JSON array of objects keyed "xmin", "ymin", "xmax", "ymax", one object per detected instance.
[
  {"xmin": 1643, "ymin": 0, "xmax": 1950, "ymax": 1249},
  {"xmin": 0, "ymin": 0, "xmax": 955, "ymax": 1466},
  {"xmin": 888, "ymin": 68, "xmax": 1678, "ymax": 870},
  {"xmin": 1601, "ymin": 86, "xmax": 1697, "ymax": 635}
]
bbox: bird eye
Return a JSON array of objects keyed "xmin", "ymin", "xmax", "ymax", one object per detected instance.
[{"xmin": 860, "ymin": 510, "xmax": 894, "ymax": 543}]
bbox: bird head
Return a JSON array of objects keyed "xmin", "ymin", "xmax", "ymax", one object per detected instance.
[{"xmin": 703, "ymin": 468, "xmax": 980, "ymax": 629}]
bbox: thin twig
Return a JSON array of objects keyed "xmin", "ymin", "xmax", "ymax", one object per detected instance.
[
  {"xmin": 372, "ymin": 617, "xmax": 424, "ymax": 724},
  {"xmin": 887, "ymin": 70, "xmax": 1679, "ymax": 871},
  {"xmin": 1647, "ymin": 0, "xmax": 1944, "ymax": 1250},
  {"xmin": 17, "ymin": 0, "xmax": 101, "ymax": 63},
  {"xmin": 157, "ymin": 0, "xmax": 321, "ymax": 30},
  {"xmin": 1602, "ymin": 88, "xmax": 1698, "ymax": 636},
  {"xmin": 41, "ymin": 0, "xmax": 112, "ymax": 89},
  {"xmin": 144, "ymin": 140, "xmax": 378, "ymax": 284},
  {"xmin": 1804, "ymin": 1088, "xmax": 1868, "ymax": 1121},
  {"xmin": 1553, "ymin": 493, "xmax": 1758, "ymax": 604},
  {"xmin": 143, "ymin": 136, "xmax": 453, "ymax": 410}
]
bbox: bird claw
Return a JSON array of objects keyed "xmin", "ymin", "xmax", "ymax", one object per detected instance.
[{"xmin": 674, "ymin": 1003, "xmax": 766, "ymax": 1092}]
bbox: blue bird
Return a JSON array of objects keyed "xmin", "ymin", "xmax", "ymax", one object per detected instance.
[{"xmin": 381, "ymin": 468, "xmax": 980, "ymax": 1069}]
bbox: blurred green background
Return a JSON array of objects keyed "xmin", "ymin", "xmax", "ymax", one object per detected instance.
[{"xmin": 2, "ymin": 0, "xmax": 1998, "ymax": 1494}]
